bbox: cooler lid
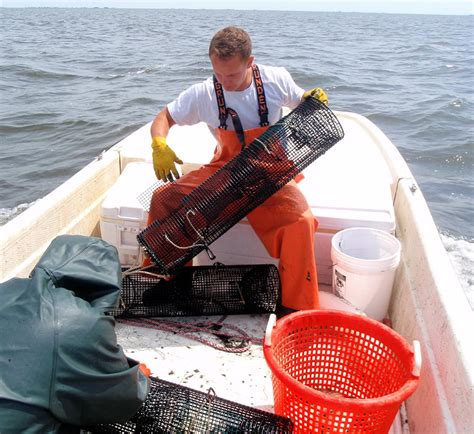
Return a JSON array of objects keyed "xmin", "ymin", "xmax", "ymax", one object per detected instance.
[
  {"xmin": 298, "ymin": 120, "xmax": 396, "ymax": 233},
  {"xmin": 101, "ymin": 162, "xmax": 156, "ymax": 221}
]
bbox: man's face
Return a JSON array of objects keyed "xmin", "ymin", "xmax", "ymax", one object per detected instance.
[{"xmin": 210, "ymin": 54, "xmax": 254, "ymax": 92}]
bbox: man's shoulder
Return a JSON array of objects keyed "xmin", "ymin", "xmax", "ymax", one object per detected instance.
[
  {"xmin": 257, "ymin": 63, "xmax": 288, "ymax": 72},
  {"xmin": 256, "ymin": 64, "xmax": 292, "ymax": 82},
  {"xmin": 180, "ymin": 76, "xmax": 214, "ymax": 99},
  {"xmin": 192, "ymin": 76, "xmax": 214, "ymax": 90}
]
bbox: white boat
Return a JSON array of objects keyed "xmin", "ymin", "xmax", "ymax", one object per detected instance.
[{"xmin": 0, "ymin": 109, "xmax": 472, "ymax": 433}]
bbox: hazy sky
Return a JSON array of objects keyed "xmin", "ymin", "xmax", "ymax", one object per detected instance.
[{"xmin": 2, "ymin": 0, "xmax": 473, "ymax": 15}]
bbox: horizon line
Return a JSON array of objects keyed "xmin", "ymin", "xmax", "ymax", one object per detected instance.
[{"xmin": 2, "ymin": 5, "xmax": 473, "ymax": 17}]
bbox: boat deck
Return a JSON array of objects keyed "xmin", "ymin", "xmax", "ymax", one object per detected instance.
[
  {"xmin": 116, "ymin": 300, "xmax": 406, "ymax": 434},
  {"xmin": 117, "ymin": 313, "xmax": 274, "ymax": 411}
]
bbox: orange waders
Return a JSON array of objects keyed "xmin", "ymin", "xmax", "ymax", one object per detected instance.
[{"xmin": 147, "ymin": 66, "xmax": 320, "ymax": 310}]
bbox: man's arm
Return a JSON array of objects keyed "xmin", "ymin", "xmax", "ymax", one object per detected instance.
[{"xmin": 151, "ymin": 106, "xmax": 176, "ymax": 138}]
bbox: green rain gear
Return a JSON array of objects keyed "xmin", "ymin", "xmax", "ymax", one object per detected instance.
[{"xmin": 0, "ymin": 235, "xmax": 149, "ymax": 433}]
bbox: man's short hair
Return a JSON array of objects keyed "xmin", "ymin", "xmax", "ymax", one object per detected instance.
[{"xmin": 209, "ymin": 26, "xmax": 252, "ymax": 60}]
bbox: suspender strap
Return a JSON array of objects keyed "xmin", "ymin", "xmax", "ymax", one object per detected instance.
[
  {"xmin": 213, "ymin": 75, "xmax": 228, "ymax": 130},
  {"xmin": 213, "ymin": 74, "xmax": 245, "ymax": 148},
  {"xmin": 252, "ymin": 64, "xmax": 269, "ymax": 127},
  {"xmin": 226, "ymin": 108, "xmax": 246, "ymax": 150}
]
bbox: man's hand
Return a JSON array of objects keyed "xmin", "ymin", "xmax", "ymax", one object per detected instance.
[
  {"xmin": 151, "ymin": 136, "xmax": 183, "ymax": 182},
  {"xmin": 303, "ymin": 87, "xmax": 329, "ymax": 106}
]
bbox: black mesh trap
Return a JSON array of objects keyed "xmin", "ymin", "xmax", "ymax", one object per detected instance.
[
  {"xmin": 113, "ymin": 264, "xmax": 281, "ymax": 318},
  {"xmin": 138, "ymin": 97, "xmax": 344, "ymax": 274},
  {"xmin": 86, "ymin": 377, "xmax": 293, "ymax": 433}
]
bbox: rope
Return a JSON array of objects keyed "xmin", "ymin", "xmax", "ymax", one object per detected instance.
[
  {"xmin": 122, "ymin": 264, "xmax": 169, "ymax": 279},
  {"xmin": 118, "ymin": 316, "xmax": 262, "ymax": 353}
]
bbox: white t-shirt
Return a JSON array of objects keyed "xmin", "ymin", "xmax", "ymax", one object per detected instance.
[{"xmin": 167, "ymin": 64, "xmax": 304, "ymax": 131}]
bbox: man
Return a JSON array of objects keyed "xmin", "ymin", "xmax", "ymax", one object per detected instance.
[{"xmin": 147, "ymin": 26, "xmax": 327, "ymax": 311}]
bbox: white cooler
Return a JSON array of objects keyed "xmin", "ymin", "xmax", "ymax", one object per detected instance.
[{"xmin": 100, "ymin": 162, "xmax": 156, "ymax": 266}]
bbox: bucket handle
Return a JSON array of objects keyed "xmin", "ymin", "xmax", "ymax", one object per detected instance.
[
  {"xmin": 412, "ymin": 340, "xmax": 422, "ymax": 377},
  {"xmin": 264, "ymin": 314, "xmax": 277, "ymax": 347}
]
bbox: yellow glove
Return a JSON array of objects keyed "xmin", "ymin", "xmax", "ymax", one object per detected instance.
[
  {"xmin": 303, "ymin": 87, "xmax": 329, "ymax": 106},
  {"xmin": 151, "ymin": 136, "xmax": 183, "ymax": 182}
]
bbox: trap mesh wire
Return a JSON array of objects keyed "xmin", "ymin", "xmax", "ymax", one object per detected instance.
[
  {"xmin": 113, "ymin": 264, "xmax": 280, "ymax": 318},
  {"xmin": 87, "ymin": 377, "xmax": 293, "ymax": 433},
  {"xmin": 138, "ymin": 97, "xmax": 344, "ymax": 274}
]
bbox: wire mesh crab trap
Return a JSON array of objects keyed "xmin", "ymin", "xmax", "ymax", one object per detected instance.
[
  {"xmin": 86, "ymin": 377, "xmax": 293, "ymax": 433},
  {"xmin": 137, "ymin": 98, "xmax": 344, "ymax": 274},
  {"xmin": 113, "ymin": 264, "xmax": 281, "ymax": 318}
]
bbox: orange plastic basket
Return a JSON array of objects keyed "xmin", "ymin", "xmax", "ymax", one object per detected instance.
[{"xmin": 263, "ymin": 310, "xmax": 421, "ymax": 433}]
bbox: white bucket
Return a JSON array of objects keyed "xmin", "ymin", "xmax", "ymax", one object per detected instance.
[{"xmin": 331, "ymin": 227, "xmax": 401, "ymax": 321}]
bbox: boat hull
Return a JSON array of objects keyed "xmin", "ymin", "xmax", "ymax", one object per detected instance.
[{"xmin": 1, "ymin": 111, "xmax": 472, "ymax": 432}]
